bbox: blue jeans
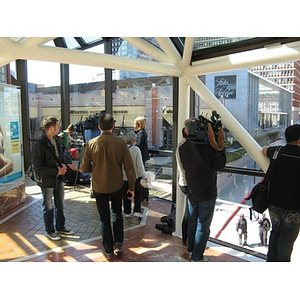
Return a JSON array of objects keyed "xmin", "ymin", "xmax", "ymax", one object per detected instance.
[
  {"xmin": 267, "ymin": 205, "xmax": 300, "ymax": 262},
  {"xmin": 187, "ymin": 198, "xmax": 216, "ymax": 261},
  {"xmin": 41, "ymin": 178, "xmax": 65, "ymax": 234},
  {"xmin": 94, "ymin": 189, "xmax": 123, "ymax": 254}
]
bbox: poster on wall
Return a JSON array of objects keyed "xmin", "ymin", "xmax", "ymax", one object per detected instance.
[
  {"xmin": 0, "ymin": 84, "xmax": 24, "ymax": 194},
  {"xmin": 214, "ymin": 75, "xmax": 237, "ymax": 99}
]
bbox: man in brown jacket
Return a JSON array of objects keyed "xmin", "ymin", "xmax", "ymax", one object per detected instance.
[{"xmin": 81, "ymin": 113, "xmax": 135, "ymax": 259}]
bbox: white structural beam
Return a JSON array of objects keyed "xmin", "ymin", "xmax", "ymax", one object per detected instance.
[
  {"xmin": 121, "ymin": 37, "xmax": 171, "ymax": 63},
  {"xmin": 174, "ymin": 76, "xmax": 190, "ymax": 237},
  {"xmin": 0, "ymin": 41, "xmax": 182, "ymax": 76},
  {"xmin": 0, "ymin": 57, "xmax": 14, "ymax": 67},
  {"xmin": 185, "ymin": 74, "xmax": 270, "ymax": 172},
  {"xmin": 156, "ymin": 37, "xmax": 182, "ymax": 66},
  {"xmin": 187, "ymin": 41, "xmax": 300, "ymax": 76},
  {"xmin": 181, "ymin": 37, "xmax": 194, "ymax": 69}
]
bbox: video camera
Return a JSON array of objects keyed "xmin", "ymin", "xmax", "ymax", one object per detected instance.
[
  {"xmin": 187, "ymin": 110, "xmax": 222, "ymax": 145},
  {"xmin": 74, "ymin": 112, "xmax": 104, "ymax": 134}
]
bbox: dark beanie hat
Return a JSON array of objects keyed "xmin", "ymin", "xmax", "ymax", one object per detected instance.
[{"xmin": 285, "ymin": 124, "xmax": 300, "ymax": 142}]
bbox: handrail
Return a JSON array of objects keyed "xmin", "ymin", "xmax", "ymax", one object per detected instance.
[
  {"xmin": 149, "ymin": 149, "xmax": 265, "ymax": 177},
  {"xmin": 222, "ymin": 166, "xmax": 265, "ymax": 177}
]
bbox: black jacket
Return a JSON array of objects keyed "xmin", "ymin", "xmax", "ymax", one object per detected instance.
[
  {"xmin": 267, "ymin": 144, "xmax": 300, "ymax": 211},
  {"xmin": 178, "ymin": 139, "xmax": 226, "ymax": 201},
  {"xmin": 135, "ymin": 129, "xmax": 150, "ymax": 164},
  {"xmin": 33, "ymin": 134, "xmax": 65, "ymax": 188}
]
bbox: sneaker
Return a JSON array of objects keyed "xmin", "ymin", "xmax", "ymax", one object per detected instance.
[
  {"xmin": 124, "ymin": 213, "xmax": 131, "ymax": 218},
  {"xmin": 133, "ymin": 212, "xmax": 143, "ymax": 219},
  {"xmin": 47, "ymin": 232, "xmax": 61, "ymax": 241},
  {"xmin": 57, "ymin": 228, "xmax": 74, "ymax": 235},
  {"xmin": 115, "ymin": 244, "xmax": 124, "ymax": 255},
  {"xmin": 191, "ymin": 257, "xmax": 211, "ymax": 262},
  {"xmin": 104, "ymin": 252, "xmax": 114, "ymax": 260}
]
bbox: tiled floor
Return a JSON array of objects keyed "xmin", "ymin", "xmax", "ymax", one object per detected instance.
[{"xmin": 0, "ymin": 177, "xmax": 263, "ymax": 263}]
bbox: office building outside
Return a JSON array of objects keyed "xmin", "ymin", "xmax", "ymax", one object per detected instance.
[{"xmin": 250, "ymin": 61, "xmax": 300, "ymax": 123}]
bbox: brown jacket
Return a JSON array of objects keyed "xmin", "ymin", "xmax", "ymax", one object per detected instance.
[{"xmin": 81, "ymin": 132, "xmax": 136, "ymax": 194}]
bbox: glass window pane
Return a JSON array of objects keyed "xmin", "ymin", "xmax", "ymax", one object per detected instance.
[
  {"xmin": 113, "ymin": 38, "xmax": 158, "ymax": 62},
  {"xmin": 190, "ymin": 60, "xmax": 297, "ymax": 255},
  {"xmin": 69, "ymin": 64, "xmax": 105, "ymax": 142},
  {"xmin": 82, "ymin": 37, "xmax": 103, "ymax": 44},
  {"xmin": 27, "ymin": 60, "xmax": 61, "ymax": 144},
  {"xmin": 113, "ymin": 73, "xmax": 174, "ymax": 199},
  {"xmin": 193, "ymin": 37, "xmax": 254, "ymax": 51},
  {"xmin": 64, "ymin": 37, "xmax": 80, "ymax": 49}
]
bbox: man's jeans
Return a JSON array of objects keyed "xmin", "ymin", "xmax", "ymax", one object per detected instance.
[
  {"xmin": 267, "ymin": 205, "xmax": 300, "ymax": 262},
  {"xmin": 94, "ymin": 189, "xmax": 123, "ymax": 254},
  {"xmin": 187, "ymin": 198, "xmax": 216, "ymax": 261},
  {"xmin": 41, "ymin": 178, "xmax": 65, "ymax": 234}
]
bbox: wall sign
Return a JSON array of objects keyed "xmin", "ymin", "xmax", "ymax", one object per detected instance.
[{"xmin": 214, "ymin": 75, "xmax": 237, "ymax": 98}]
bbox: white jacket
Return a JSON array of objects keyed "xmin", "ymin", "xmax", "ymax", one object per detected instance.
[{"xmin": 123, "ymin": 145, "xmax": 146, "ymax": 180}]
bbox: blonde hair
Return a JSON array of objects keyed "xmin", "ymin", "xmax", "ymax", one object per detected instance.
[
  {"xmin": 66, "ymin": 124, "xmax": 74, "ymax": 133},
  {"xmin": 134, "ymin": 117, "xmax": 146, "ymax": 130}
]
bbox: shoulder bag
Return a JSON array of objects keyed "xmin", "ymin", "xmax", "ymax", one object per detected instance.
[{"xmin": 246, "ymin": 146, "xmax": 282, "ymax": 213}]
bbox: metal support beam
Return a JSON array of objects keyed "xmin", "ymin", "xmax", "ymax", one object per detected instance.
[
  {"xmin": 60, "ymin": 63, "xmax": 70, "ymax": 129},
  {"xmin": 16, "ymin": 60, "xmax": 31, "ymax": 171},
  {"xmin": 104, "ymin": 40, "xmax": 113, "ymax": 115},
  {"xmin": 156, "ymin": 37, "xmax": 182, "ymax": 66},
  {"xmin": 171, "ymin": 77, "xmax": 179, "ymax": 208},
  {"xmin": 0, "ymin": 41, "xmax": 181, "ymax": 76},
  {"xmin": 182, "ymin": 37, "xmax": 194, "ymax": 69},
  {"xmin": 121, "ymin": 37, "xmax": 171, "ymax": 63},
  {"xmin": 174, "ymin": 76, "xmax": 190, "ymax": 237}
]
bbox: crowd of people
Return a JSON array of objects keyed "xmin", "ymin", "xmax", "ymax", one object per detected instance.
[
  {"xmin": 32, "ymin": 112, "xmax": 300, "ymax": 262},
  {"xmin": 32, "ymin": 114, "xmax": 151, "ymax": 259}
]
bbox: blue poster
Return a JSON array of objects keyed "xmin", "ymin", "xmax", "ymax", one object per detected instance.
[{"xmin": 0, "ymin": 85, "xmax": 23, "ymax": 192}]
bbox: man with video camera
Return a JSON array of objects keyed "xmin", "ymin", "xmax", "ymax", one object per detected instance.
[{"xmin": 178, "ymin": 111, "xmax": 226, "ymax": 262}]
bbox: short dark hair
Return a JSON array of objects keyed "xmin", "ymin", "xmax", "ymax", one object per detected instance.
[
  {"xmin": 182, "ymin": 127, "xmax": 187, "ymax": 139},
  {"xmin": 99, "ymin": 113, "xmax": 115, "ymax": 130},
  {"xmin": 184, "ymin": 117, "xmax": 197, "ymax": 132},
  {"xmin": 43, "ymin": 116, "xmax": 58, "ymax": 130},
  {"xmin": 285, "ymin": 124, "xmax": 300, "ymax": 143}
]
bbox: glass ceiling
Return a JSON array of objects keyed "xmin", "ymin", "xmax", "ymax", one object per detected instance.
[{"xmin": 41, "ymin": 37, "xmax": 300, "ymax": 63}]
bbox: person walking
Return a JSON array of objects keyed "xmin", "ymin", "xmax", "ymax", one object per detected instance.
[
  {"xmin": 236, "ymin": 213, "xmax": 248, "ymax": 246},
  {"xmin": 258, "ymin": 213, "xmax": 271, "ymax": 247},
  {"xmin": 178, "ymin": 117, "xmax": 226, "ymax": 261},
  {"xmin": 32, "ymin": 116, "xmax": 74, "ymax": 241},
  {"xmin": 122, "ymin": 131, "xmax": 147, "ymax": 219},
  {"xmin": 262, "ymin": 124, "xmax": 300, "ymax": 261},
  {"xmin": 80, "ymin": 113, "xmax": 136, "ymax": 260}
]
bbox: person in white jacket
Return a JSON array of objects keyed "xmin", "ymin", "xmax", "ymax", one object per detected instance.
[{"xmin": 122, "ymin": 131, "xmax": 147, "ymax": 219}]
